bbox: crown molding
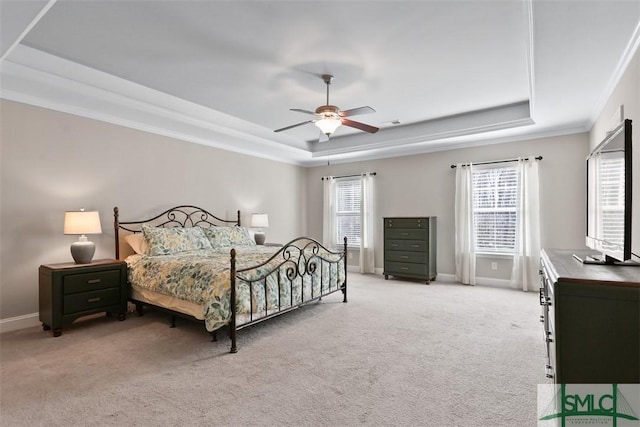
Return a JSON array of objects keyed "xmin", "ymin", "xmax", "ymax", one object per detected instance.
[
  {"xmin": 1, "ymin": 45, "xmax": 312, "ymax": 165},
  {"xmin": 588, "ymin": 18, "xmax": 640, "ymax": 127},
  {"xmin": 1, "ymin": 45, "xmax": 591, "ymax": 168}
]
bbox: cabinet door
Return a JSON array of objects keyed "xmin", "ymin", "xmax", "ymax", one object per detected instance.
[{"xmin": 555, "ymin": 283, "xmax": 639, "ymax": 383}]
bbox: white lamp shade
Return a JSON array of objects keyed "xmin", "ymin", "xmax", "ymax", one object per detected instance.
[
  {"xmin": 251, "ymin": 213, "xmax": 269, "ymax": 228},
  {"xmin": 315, "ymin": 117, "xmax": 341, "ymax": 135},
  {"xmin": 64, "ymin": 210, "xmax": 102, "ymax": 235}
]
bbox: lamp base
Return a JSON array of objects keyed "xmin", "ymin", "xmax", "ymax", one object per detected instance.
[
  {"xmin": 254, "ymin": 232, "xmax": 266, "ymax": 245},
  {"xmin": 70, "ymin": 240, "xmax": 96, "ymax": 264}
]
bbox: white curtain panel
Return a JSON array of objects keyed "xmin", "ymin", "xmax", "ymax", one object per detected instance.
[
  {"xmin": 454, "ymin": 164, "xmax": 476, "ymax": 285},
  {"xmin": 511, "ymin": 159, "xmax": 541, "ymax": 291},
  {"xmin": 359, "ymin": 174, "xmax": 376, "ymax": 274},
  {"xmin": 322, "ymin": 176, "xmax": 336, "ymax": 249}
]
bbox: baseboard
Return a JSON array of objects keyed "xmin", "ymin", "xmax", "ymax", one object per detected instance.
[
  {"xmin": 435, "ymin": 273, "xmax": 457, "ymax": 282},
  {"xmin": 370, "ymin": 269, "xmax": 515, "ymax": 288},
  {"xmin": 0, "ymin": 312, "xmax": 40, "ymax": 334}
]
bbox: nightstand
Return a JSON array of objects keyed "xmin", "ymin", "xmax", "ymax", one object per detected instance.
[{"xmin": 39, "ymin": 259, "xmax": 127, "ymax": 337}]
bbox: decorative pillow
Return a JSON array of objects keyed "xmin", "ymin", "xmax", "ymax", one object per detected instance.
[
  {"xmin": 142, "ymin": 225, "xmax": 212, "ymax": 256},
  {"xmin": 124, "ymin": 233, "xmax": 147, "ymax": 254},
  {"xmin": 229, "ymin": 226, "xmax": 256, "ymax": 246},
  {"xmin": 201, "ymin": 226, "xmax": 255, "ymax": 248}
]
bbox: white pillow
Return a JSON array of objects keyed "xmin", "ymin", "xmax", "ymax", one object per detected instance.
[{"xmin": 124, "ymin": 233, "xmax": 147, "ymax": 255}]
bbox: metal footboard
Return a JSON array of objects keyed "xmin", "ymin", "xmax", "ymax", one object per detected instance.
[{"xmin": 229, "ymin": 237, "xmax": 348, "ymax": 353}]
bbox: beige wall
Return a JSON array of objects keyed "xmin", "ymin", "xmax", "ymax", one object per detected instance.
[
  {"xmin": 590, "ymin": 47, "xmax": 640, "ymax": 259},
  {"xmin": 0, "ymin": 100, "xmax": 307, "ymax": 319},
  {"xmin": 3, "ymin": 41, "xmax": 638, "ymax": 322},
  {"xmin": 305, "ymin": 133, "xmax": 590, "ymax": 281}
]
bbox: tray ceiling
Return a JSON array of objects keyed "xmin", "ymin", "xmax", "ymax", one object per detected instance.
[{"xmin": 1, "ymin": 0, "xmax": 639, "ymax": 165}]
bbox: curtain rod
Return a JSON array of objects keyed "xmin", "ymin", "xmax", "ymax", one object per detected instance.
[
  {"xmin": 321, "ymin": 172, "xmax": 377, "ymax": 180},
  {"xmin": 450, "ymin": 156, "xmax": 543, "ymax": 169}
]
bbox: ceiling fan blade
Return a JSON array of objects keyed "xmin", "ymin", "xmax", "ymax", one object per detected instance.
[
  {"xmin": 339, "ymin": 106, "xmax": 376, "ymax": 117},
  {"xmin": 274, "ymin": 120, "xmax": 314, "ymax": 133},
  {"xmin": 341, "ymin": 118, "xmax": 379, "ymax": 133},
  {"xmin": 290, "ymin": 108, "xmax": 318, "ymax": 116}
]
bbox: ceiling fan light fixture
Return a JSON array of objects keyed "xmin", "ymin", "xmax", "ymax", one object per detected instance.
[
  {"xmin": 274, "ymin": 74, "xmax": 378, "ymax": 139},
  {"xmin": 315, "ymin": 117, "xmax": 341, "ymax": 135}
]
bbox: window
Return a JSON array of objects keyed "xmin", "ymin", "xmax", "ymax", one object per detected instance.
[
  {"xmin": 472, "ymin": 165, "xmax": 519, "ymax": 253},
  {"xmin": 598, "ymin": 153, "xmax": 625, "ymax": 246},
  {"xmin": 335, "ymin": 178, "xmax": 361, "ymax": 246}
]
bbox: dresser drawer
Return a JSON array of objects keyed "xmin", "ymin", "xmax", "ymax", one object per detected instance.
[
  {"xmin": 385, "ymin": 239, "xmax": 427, "ymax": 252},
  {"xmin": 384, "ymin": 261, "xmax": 428, "ymax": 277},
  {"xmin": 385, "ymin": 218, "xmax": 426, "ymax": 229},
  {"xmin": 64, "ymin": 270, "xmax": 121, "ymax": 294},
  {"xmin": 64, "ymin": 288, "xmax": 121, "ymax": 314},
  {"xmin": 384, "ymin": 250, "xmax": 426, "ymax": 263},
  {"xmin": 385, "ymin": 228, "xmax": 428, "ymax": 240}
]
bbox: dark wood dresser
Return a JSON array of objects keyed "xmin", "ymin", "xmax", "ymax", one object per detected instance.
[
  {"xmin": 383, "ymin": 217, "xmax": 437, "ymax": 283},
  {"xmin": 539, "ymin": 248, "xmax": 640, "ymax": 383}
]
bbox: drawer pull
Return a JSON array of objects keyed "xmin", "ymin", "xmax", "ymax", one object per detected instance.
[
  {"xmin": 391, "ymin": 244, "xmax": 399, "ymax": 247},
  {"xmin": 400, "ymin": 267, "xmax": 409, "ymax": 270},
  {"xmin": 401, "ymin": 232, "xmax": 409, "ymax": 236},
  {"xmin": 400, "ymin": 256, "xmax": 409, "ymax": 259},
  {"xmin": 87, "ymin": 279, "xmax": 101, "ymax": 284},
  {"xmin": 87, "ymin": 297, "xmax": 101, "ymax": 303},
  {"xmin": 411, "ymin": 245, "xmax": 420, "ymax": 248}
]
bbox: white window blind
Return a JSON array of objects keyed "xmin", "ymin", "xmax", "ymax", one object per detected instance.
[
  {"xmin": 335, "ymin": 178, "xmax": 361, "ymax": 246},
  {"xmin": 599, "ymin": 154, "xmax": 625, "ymax": 247},
  {"xmin": 472, "ymin": 166, "xmax": 519, "ymax": 253}
]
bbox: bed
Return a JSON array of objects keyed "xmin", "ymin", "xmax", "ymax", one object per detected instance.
[{"xmin": 113, "ymin": 205, "xmax": 347, "ymax": 353}]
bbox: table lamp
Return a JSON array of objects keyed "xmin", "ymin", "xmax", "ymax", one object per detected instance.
[
  {"xmin": 64, "ymin": 209, "xmax": 102, "ymax": 264},
  {"xmin": 251, "ymin": 213, "xmax": 269, "ymax": 245}
]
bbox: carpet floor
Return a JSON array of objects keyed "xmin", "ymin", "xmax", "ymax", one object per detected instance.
[{"xmin": 0, "ymin": 273, "xmax": 545, "ymax": 426}]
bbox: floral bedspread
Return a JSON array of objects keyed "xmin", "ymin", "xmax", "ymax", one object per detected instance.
[{"xmin": 126, "ymin": 244, "xmax": 345, "ymax": 331}]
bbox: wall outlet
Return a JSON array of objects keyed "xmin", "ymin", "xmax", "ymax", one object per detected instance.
[
  {"xmin": 348, "ymin": 252, "xmax": 353, "ymax": 259},
  {"xmin": 491, "ymin": 262, "xmax": 498, "ymax": 271}
]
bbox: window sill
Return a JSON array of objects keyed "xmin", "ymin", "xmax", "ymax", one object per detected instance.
[{"xmin": 475, "ymin": 252, "xmax": 514, "ymax": 259}]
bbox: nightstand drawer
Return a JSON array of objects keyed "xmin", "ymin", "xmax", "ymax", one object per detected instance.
[
  {"xmin": 385, "ymin": 250, "xmax": 426, "ymax": 263},
  {"xmin": 385, "ymin": 239, "xmax": 427, "ymax": 252},
  {"xmin": 64, "ymin": 288, "xmax": 121, "ymax": 314},
  {"xmin": 384, "ymin": 261, "xmax": 428, "ymax": 277},
  {"xmin": 64, "ymin": 270, "xmax": 121, "ymax": 294}
]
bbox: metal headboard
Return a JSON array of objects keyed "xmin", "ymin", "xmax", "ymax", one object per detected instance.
[{"xmin": 113, "ymin": 205, "xmax": 241, "ymax": 259}]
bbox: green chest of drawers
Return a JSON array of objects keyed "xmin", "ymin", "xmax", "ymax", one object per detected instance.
[
  {"xmin": 39, "ymin": 259, "xmax": 127, "ymax": 337},
  {"xmin": 383, "ymin": 217, "xmax": 437, "ymax": 283}
]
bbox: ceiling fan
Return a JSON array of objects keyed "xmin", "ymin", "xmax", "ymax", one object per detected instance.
[{"xmin": 274, "ymin": 74, "xmax": 379, "ymax": 142}]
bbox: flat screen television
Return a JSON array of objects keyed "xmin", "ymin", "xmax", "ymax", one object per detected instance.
[{"xmin": 580, "ymin": 118, "xmax": 637, "ymax": 265}]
